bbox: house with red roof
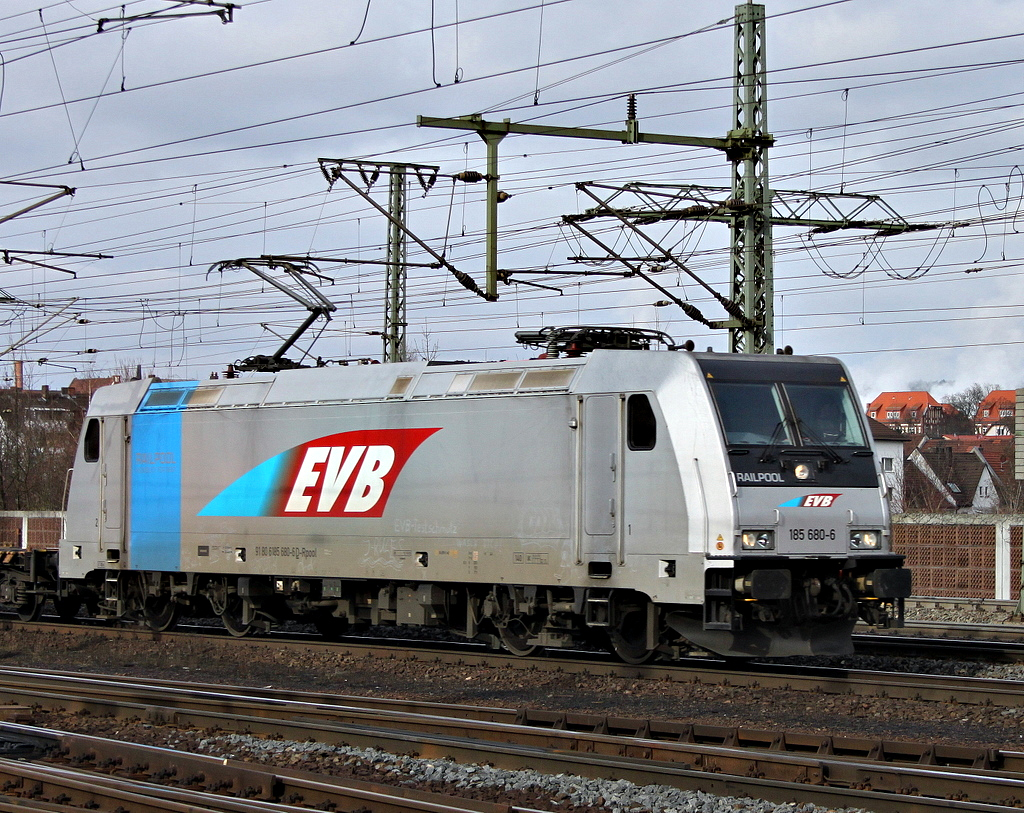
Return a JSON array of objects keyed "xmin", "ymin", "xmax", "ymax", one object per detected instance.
[
  {"xmin": 865, "ymin": 391, "xmax": 964, "ymax": 436},
  {"xmin": 865, "ymin": 388, "xmax": 1024, "ymax": 512},
  {"xmin": 67, "ymin": 376, "xmax": 121, "ymax": 398},
  {"xmin": 936, "ymin": 435, "xmax": 1015, "ymax": 480},
  {"xmin": 973, "ymin": 389, "xmax": 1015, "ymax": 436}
]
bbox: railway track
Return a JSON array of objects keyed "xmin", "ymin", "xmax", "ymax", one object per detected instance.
[
  {"xmin": 0, "ymin": 725, "xmax": 521, "ymax": 813},
  {"xmin": 1, "ymin": 666, "xmax": 1024, "ymax": 811},
  {"xmin": 17, "ymin": 604, "xmax": 1024, "ymax": 663},
  {"xmin": 852, "ymin": 604, "xmax": 1024, "ymax": 659},
  {"xmin": 8, "ymin": 615, "xmax": 1024, "ymax": 705},
  {"xmin": 854, "ymin": 627, "xmax": 1024, "ymax": 661}
]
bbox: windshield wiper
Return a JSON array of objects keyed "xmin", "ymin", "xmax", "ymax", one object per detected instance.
[
  {"xmin": 758, "ymin": 420, "xmax": 790, "ymax": 464},
  {"xmin": 795, "ymin": 419, "xmax": 845, "ymax": 464}
]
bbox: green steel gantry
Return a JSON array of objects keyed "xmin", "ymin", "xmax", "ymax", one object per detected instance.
[{"xmin": 419, "ymin": 3, "xmax": 943, "ymax": 353}]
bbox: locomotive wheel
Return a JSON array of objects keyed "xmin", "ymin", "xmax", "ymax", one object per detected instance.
[
  {"xmin": 221, "ymin": 594, "xmax": 256, "ymax": 637},
  {"xmin": 495, "ymin": 585, "xmax": 546, "ymax": 657},
  {"xmin": 16, "ymin": 594, "xmax": 42, "ymax": 623},
  {"xmin": 313, "ymin": 612, "xmax": 350, "ymax": 641},
  {"xmin": 144, "ymin": 595, "xmax": 180, "ymax": 632},
  {"xmin": 608, "ymin": 603, "xmax": 656, "ymax": 665},
  {"xmin": 54, "ymin": 597, "xmax": 81, "ymax": 622},
  {"xmin": 609, "ymin": 629, "xmax": 655, "ymax": 664},
  {"xmin": 498, "ymin": 615, "xmax": 541, "ymax": 657}
]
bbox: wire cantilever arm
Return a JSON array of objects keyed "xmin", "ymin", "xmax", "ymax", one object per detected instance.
[
  {"xmin": 0, "ymin": 182, "xmax": 75, "ymax": 226},
  {"xmin": 561, "ymin": 217, "xmax": 751, "ymax": 332},
  {"xmin": 0, "ymin": 299, "xmax": 80, "ymax": 358},
  {"xmin": 572, "ymin": 183, "xmax": 749, "ymax": 324},
  {"xmin": 324, "ymin": 168, "xmax": 496, "ymax": 302},
  {"xmin": 97, "ymin": 2, "xmax": 236, "ymax": 31}
]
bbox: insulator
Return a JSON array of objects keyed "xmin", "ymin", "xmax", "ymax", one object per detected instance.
[
  {"xmin": 627, "ymin": 93, "xmax": 637, "ymax": 120},
  {"xmin": 454, "ymin": 171, "xmax": 484, "ymax": 183}
]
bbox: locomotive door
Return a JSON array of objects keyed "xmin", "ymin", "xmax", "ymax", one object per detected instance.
[
  {"xmin": 579, "ymin": 395, "xmax": 621, "ymax": 558},
  {"xmin": 99, "ymin": 416, "xmax": 127, "ymax": 551}
]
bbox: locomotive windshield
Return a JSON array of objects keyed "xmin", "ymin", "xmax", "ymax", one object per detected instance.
[
  {"xmin": 709, "ymin": 380, "xmax": 868, "ymax": 449},
  {"xmin": 712, "ymin": 382, "xmax": 793, "ymax": 445},
  {"xmin": 786, "ymin": 383, "xmax": 867, "ymax": 448}
]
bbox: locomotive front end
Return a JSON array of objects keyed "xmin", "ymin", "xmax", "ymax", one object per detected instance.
[{"xmin": 671, "ymin": 354, "xmax": 910, "ymax": 658}]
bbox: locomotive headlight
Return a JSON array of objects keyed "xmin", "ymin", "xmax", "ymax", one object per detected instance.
[
  {"xmin": 794, "ymin": 464, "xmax": 811, "ymax": 480},
  {"xmin": 741, "ymin": 530, "xmax": 775, "ymax": 550},
  {"xmin": 850, "ymin": 530, "xmax": 880, "ymax": 550}
]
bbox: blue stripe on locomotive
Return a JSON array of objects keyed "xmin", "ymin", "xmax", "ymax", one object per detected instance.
[
  {"xmin": 197, "ymin": 452, "xmax": 291, "ymax": 517},
  {"xmin": 129, "ymin": 382, "xmax": 197, "ymax": 572}
]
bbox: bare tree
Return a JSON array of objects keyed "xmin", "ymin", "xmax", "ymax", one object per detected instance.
[
  {"xmin": 942, "ymin": 383, "xmax": 1000, "ymax": 421},
  {"xmin": 0, "ymin": 389, "xmax": 85, "ymax": 510},
  {"xmin": 408, "ymin": 325, "xmax": 440, "ymax": 362},
  {"xmin": 114, "ymin": 357, "xmax": 149, "ymax": 381}
]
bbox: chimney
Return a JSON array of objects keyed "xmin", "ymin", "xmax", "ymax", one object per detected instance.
[{"xmin": 13, "ymin": 360, "xmax": 23, "ymax": 390}]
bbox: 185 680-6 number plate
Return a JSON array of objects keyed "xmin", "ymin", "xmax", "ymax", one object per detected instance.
[{"xmin": 789, "ymin": 528, "xmax": 836, "ymax": 541}]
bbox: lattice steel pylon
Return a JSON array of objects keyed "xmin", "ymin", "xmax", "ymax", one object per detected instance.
[
  {"xmin": 319, "ymin": 158, "xmax": 473, "ymax": 364},
  {"xmin": 729, "ymin": 2, "xmax": 772, "ymax": 354},
  {"xmin": 385, "ymin": 167, "xmax": 408, "ymax": 364}
]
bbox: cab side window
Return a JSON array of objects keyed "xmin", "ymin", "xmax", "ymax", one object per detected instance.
[
  {"xmin": 83, "ymin": 419, "xmax": 100, "ymax": 463},
  {"xmin": 627, "ymin": 394, "xmax": 656, "ymax": 450}
]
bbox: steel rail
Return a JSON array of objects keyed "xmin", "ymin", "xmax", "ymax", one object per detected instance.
[
  {"xmin": 855, "ymin": 631, "xmax": 1024, "ymax": 661},
  {"xmin": 868, "ymin": 622, "xmax": 1024, "ymax": 641},
  {"xmin": 0, "ymin": 669, "xmax": 1024, "ymax": 810},
  {"xmin": 7, "ymin": 619, "xmax": 1024, "ymax": 707},
  {"xmin": 0, "ymin": 719, "xmax": 1006, "ymax": 813},
  {"xmin": 0, "ymin": 724, "xmax": 521, "ymax": 813},
  {"xmin": 0, "ymin": 664, "xmax": 1012, "ymax": 772},
  {"xmin": 905, "ymin": 598, "xmax": 1019, "ymax": 613}
]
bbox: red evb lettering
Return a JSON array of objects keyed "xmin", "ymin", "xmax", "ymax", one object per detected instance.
[
  {"xmin": 276, "ymin": 428, "xmax": 439, "ymax": 518},
  {"xmin": 801, "ymin": 494, "xmax": 839, "ymax": 508}
]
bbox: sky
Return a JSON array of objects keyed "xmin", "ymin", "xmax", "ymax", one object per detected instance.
[{"xmin": 1, "ymin": 0, "xmax": 1023, "ymax": 404}]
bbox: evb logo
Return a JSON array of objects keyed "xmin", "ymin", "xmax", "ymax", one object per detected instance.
[
  {"xmin": 778, "ymin": 493, "xmax": 841, "ymax": 508},
  {"xmin": 198, "ymin": 427, "xmax": 440, "ymax": 518}
]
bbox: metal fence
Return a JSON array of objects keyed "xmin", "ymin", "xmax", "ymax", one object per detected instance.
[
  {"xmin": 0, "ymin": 511, "xmax": 64, "ymax": 550},
  {"xmin": 892, "ymin": 513, "xmax": 1024, "ymax": 601}
]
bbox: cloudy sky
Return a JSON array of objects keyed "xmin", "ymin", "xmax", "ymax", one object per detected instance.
[{"xmin": 1, "ymin": 0, "xmax": 1023, "ymax": 402}]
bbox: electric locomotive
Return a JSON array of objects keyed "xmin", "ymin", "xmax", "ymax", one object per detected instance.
[{"xmin": 3, "ymin": 327, "xmax": 910, "ymax": 659}]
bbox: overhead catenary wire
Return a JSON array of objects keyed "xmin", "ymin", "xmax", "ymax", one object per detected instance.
[{"xmin": 2, "ymin": 0, "xmax": 1024, "ymax": 380}]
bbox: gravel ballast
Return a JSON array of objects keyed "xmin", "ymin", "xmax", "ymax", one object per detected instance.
[
  {"xmin": 34, "ymin": 710, "xmax": 860, "ymax": 813},
  {"xmin": 2, "ymin": 620, "xmax": 1021, "ymax": 813}
]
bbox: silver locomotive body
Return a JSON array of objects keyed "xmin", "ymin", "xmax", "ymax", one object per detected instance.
[{"xmin": 45, "ymin": 347, "xmax": 908, "ymax": 659}]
